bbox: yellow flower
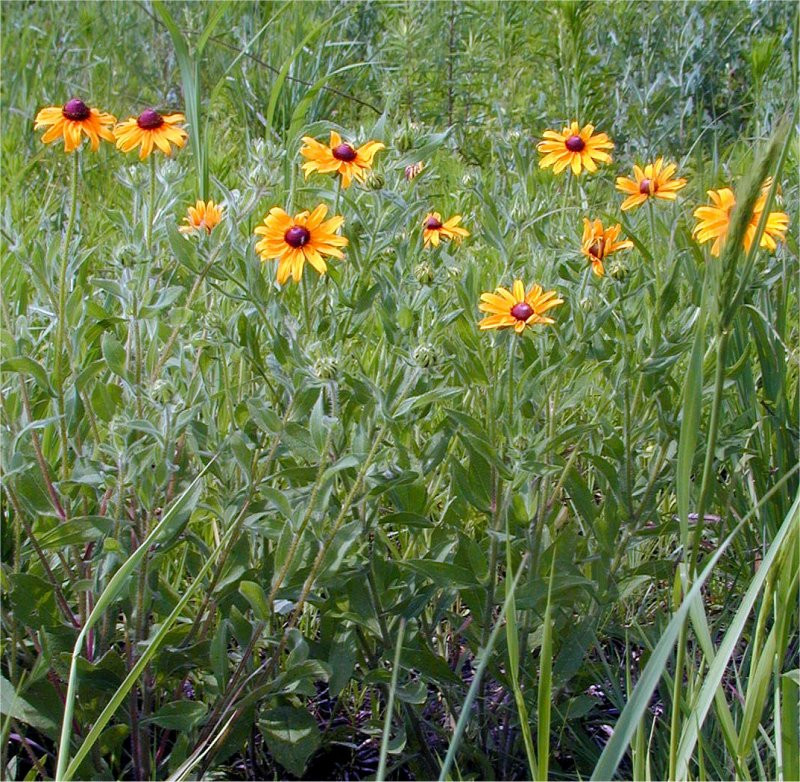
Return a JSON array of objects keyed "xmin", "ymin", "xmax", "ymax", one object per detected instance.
[
  {"xmin": 179, "ymin": 200, "xmax": 223, "ymax": 236},
  {"xmin": 114, "ymin": 109, "xmax": 188, "ymax": 160},
  {"xmin": 581, "ymin": 219, "xmax": 634, "ymax": 276},
  {"xmin": 422, "ymin": 212, "xmax": 469, "ymax": 248},
  {"xmin": 692, "ymin": 186, "xmax": 789, "ymax": 257},
  {"xmin": 300, "ymin": 131, "xmax": 385, "ymax": 188},
  {"xmin": 34, "ymin": 99, "xmax": 116, "ymax": 153},
  {"xmin": 479, "ymin": 280, "xmax": 563, "ymax": 334},
  {"xmin": 537, "ymin": 121, "xmax": 613, "ymax": 176},
  {"xmin": 616, "ymin": 158, "xmax": 687, "ymax": 211},
  {"xmin": 254, "ymin": 204, "xmax": 348, "ymax": 285}
]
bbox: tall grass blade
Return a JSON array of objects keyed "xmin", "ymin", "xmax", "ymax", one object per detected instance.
[
  {"xmin": 675, "ymin": 490, "xmax": 799, "ymax": 779},
  {"xmin": 676, "ymin": 283, "xmax": 709, "ymax": 547},
  {"xmin": 376, "ymin": 618, "xmax": 406, "ymax": 782},
  {"xmin": 721, "ymin": 111, "xmax": 795, "ymax": 329},
  {"xmin": 438, "ymin": 554, "xmax": 530, "ymax": 781},
  {"xmin": 590, "ymin": 473, "xmax": 797, "ymax": 782},
  {"xmin": 64, "ymin": 517, "xmax": 238, "ymax": 779},
  {"xmin": 505, "ymin": 515, "xmax": 537, "ymax": 779},
  {"xmin": 153, "ymin": 2, "xmax": 228, "ymax": 199},
  {"xmin": 265, "ymin": 13, "xmax": 339, "ymax": 134},
  {"xmin": 536, "ymin": 548, "xmax": 556, "ymax": 781},
  {"xmin": 54, "ymin": 459, "xmax": 216, "ymax": 781}
]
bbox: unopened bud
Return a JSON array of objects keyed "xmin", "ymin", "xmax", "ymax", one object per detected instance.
[
  {"xmin": 609, "ymin": 261, "xmax": 628, "ymax": 281},
  {"xmin": 414, "ymin": 262, "xmax": 435, "ymax": 285},
  {"xmin": 405, "ymin": 161, "xmax": 425, "ymax": 181},
  {"xmin": 313, "ymin": 356, "xmax": 338, "ymax": 380},
  {"xmin": 413, "ymin": 343, "xmax": 438, "ymax": 368},
  {"xmin": 394, "ymin": 126, "xmax": 415, "ymax": 153},
  {"xmin": 365, "ymin": 172, "xmax": 384, "ymax": 190}
]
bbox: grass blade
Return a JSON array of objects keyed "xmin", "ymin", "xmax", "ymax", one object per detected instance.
[
  {"xmin": 55, "ymin": 458, "xmax": 216, "ymax": 781},
  {"xmin": 64, "ymin": 515, "xmax": 237, "ymax": 779},
  {"xmin": 675, "ymin": 490, "xmax": 799, "ymax": 778},
  {"xmin": 537, "ymin": 548, "xmax": 556, "ymax": 781},
  {"xmin": 506, "ymin": 514, "xmax": 537, "ymax": 779},
  {"xmin": 265, "ymin": 13, "xmax": 340, "ymax": 134},
  {"xmin": 590, "ymin": 475, "xmax": 797, "ymax": 782},
  {"xmin": 438, "ymin": 553, "xmax": 530, "ymax": 781},
  {"xmin": 376, "ymin": 618, "xmax": 406, "ymax": 782}
]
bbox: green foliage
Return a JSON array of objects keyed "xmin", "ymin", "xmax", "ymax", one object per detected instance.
[{"xmin": 1, "ymin": 1, "xmax": 797, "ymax": 781}]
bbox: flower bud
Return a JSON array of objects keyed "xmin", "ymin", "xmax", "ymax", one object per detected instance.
[
  {"xmin": 405, "ymin": 161, "xmax": 425, "ymax": 181},
  {"xmin": 365, "ymin": 172, "xmax": 384, "ymax": 190},
  {"xmin": 580, "ymin": 297, "xmax": 594, "ymax": 312},
  {"xmin": 394, "ymin": 125, "xmax": 415, "ymax": 153},
  {"xmin": 313, "ymin": 356, "xmax": 338, "ymax": 380},
  {"xmin": 414, "ymin": 262, "xmax": 435, "ymax": 285},
  {"xmin": 609, "ymin": 261, "xmax": 628, "ymax": 281},
  {"xmin": 413, "ymin": 343, "xmax": 438, "ymax": 368}
]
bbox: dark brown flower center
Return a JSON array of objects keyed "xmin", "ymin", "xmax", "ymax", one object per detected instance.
[
  {"xmin": 137, "ymin": 109, "xmax": 164, "ymax": 130},
  {"xmin": 284, "ymin": 225, "xmax": 311, "ymax": 248},
  {"xmin": 511, "ymin": 302, "xmax": 534, "ymax": 321},
  {"xmin": 565, "ymin": 134, "xmax": 585, "ymax": 152},
  {"xmin": 425, "ymin": 216, "xmax": 443, "ymax": 230},
  {"xmin": 332, "ymin": 143, "xmax": 357, "ymax": 162},
  {"xmin": 639, "ymin": 178, "xmax": 653, "ymax": 195},
  {"xmin": 589, "ymin": 239, "xmax": 604, "ymax": 259},
  {"xmin": 62, "ymin": 99, "xmax": 90, "ymax": 121}
]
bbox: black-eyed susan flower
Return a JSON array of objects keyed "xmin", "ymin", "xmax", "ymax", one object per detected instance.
[
  {"xmin": 422, "ymin": 212, "xmax": 469, "ymax": 248},
  {"xmin": 692, "ymin": 186, "xmax": 789, "ymax": 257},
  {"xmin": 479, "ymin": 280, "xmax": 563, "ymax": 334},
  {"xmin": 616, "ymin": 158, "xmax": 688, "ymax": 211},
  {"xmin": 537, "ymin": 121, "xmax": 613, "ymax": 176},
  {"xmin": 581, "ymin": 218, "xmax": 634, "ymax": 276},
  {"xmin": 114, "ymin": 109, "xmax": 188, "ymax": 160},
  {"xmin": 179, "ymin": 200, "xmax": 223, "ymax": 236},
  {"xmin": 254, "ymin": 204, "xmax": 348, "ymax": 285},
  {"xmin": 34, "ymin": 98, "xmax": 116, "ymax": 153},
  {"xmin": 300, "ymin": 131, "xmax": 385, "ymax": 188}
]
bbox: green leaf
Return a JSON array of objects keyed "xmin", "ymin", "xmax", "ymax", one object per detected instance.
[
  {"xmin": 379, "ymin": 511, "xmax": 433, "ymax": 529},
  {"xmin": 144, "ymin": 701, "xmax": 207, "ymax": 732},
  {"xmin": 0, "ymin": 675, "xmax": 59, "ymax": 737},
  {"xmin": 35, "ymin": 516, "xmax": 113, "ymax": 549},
  {"xmin": 401, "ymin": 560, "xmax": 478, "ymax": 590},
  {"xmin": 239, "ymin": 581, "xmax": 270, "ymax": 621},
  {"xmin": 260, "ymin": 706, "xmax": 321, "ymax": 777},
  {"xmin": 101, "ymin": 333, "xmax": 127, "ymax": 381},
  {"xmin": 1, "ymin": 357, "xmax": 55, "ymax": 396}
]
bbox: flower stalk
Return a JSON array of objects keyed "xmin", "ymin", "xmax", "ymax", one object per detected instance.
[
  {"xmin": 147, "ymin": 153, "xmax": 156, "ymax": 254},
  {"xmin": 54, "ymin": 150, "xmax": 80, "ymax": 481}
]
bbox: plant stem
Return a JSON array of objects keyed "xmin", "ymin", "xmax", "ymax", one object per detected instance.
[
  {"xmin": 377, "ymin": 618, "xmax": 406, "ymax": 782},
  {"xmin": 648, "ymin": 200, "xmax": 662, "ymax": 345},
  {"xmin": 301, "ymin": 270, "xmax": 311, "ymax": 336},
  {"xmin": 670, "ymin": 328, "xmax": 729, "ymax": 780},
  {"xmin": 688, "ymin": 330, "xmax": 730, "ymax": 574},
  {"xmin": 54, "ymin": 150, "xmax": 79, "ymax": 481},
  {"xmin": 147, "ymin": 154, "xmax": 156, "ymax": 254},
  {"xmin": 507, "ymin": 335, "xmax": 516, "ymax": 428},
  {"xmin": 150, "ymin": 247, "xmax": 220, "ymax": 382},
  {"xmin": 558, "ymin": 172, "xmax": 571, "ymax": 235}
]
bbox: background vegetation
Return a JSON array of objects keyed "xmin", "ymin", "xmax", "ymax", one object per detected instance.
[{"xmin": 1, "ymin": 1, "xmax": 797, "ymax": 780}]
